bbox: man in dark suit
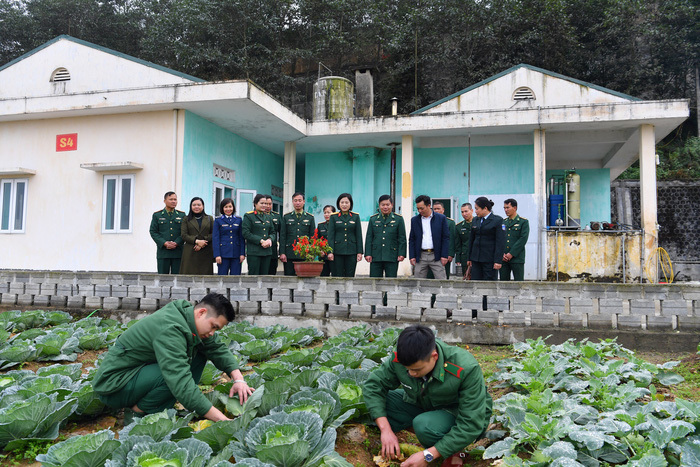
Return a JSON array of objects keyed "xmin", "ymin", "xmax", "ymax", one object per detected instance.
[
  {"xmin": 409, "ymin": 195, "xmax": 450, "ymax": 279},
  {"xmin": 467, "ymin": 197, "xmax": 506, "ymax": 281}
]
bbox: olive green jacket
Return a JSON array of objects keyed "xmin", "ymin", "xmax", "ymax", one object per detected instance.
[
  {"xmin": 317, "ymin": 220, "xmax": 330, "ymax": 240},
  {"xmin": 446, "ymin": 217, "xmax": 457, "ymax": 258},
  {"xmin": 365, "ymin": 212, "xmax": 407, "ymax": 262},
  {"xmin": 279, "ymin": 211, "xmax": 316, "ymax": 259},
  {"xmin": 327, "ymin": 211, "xmax": 363, "ymax": 255},
  {"xmin": 455, "ymin": 220, "xmax": 472, "ymax": 264},
  {"xmin": 92, "ymin": 300, "xmax": 239, "ymax": 416},
  {"xmin": 363, "ymin": 339, "xmax": 493, "ymax": 457},
  {"xmin": 504, "ymin": 215, "xmax": 530, "ymax": 263},
  {"xmin": 269, "ymin": 211, "xmax": 283, "ymax": 256},
  {"xmin": 242, "ymin": 210, "xmax": 274, "ymax": 256},
  {"xmin": 149, "ymin": 208, "xmax": 186, "ymax": 259}
]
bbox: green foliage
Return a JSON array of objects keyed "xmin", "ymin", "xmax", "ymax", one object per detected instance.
[{"xmin": 485, "ymin": 337, "xmax": 698, "ymax": 466}]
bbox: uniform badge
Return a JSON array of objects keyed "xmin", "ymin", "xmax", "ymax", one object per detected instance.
[{"xmin": 502, "ymin": 224, "xmax": 506, "ymax": 231}]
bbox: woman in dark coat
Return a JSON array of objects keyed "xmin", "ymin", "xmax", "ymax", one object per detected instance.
[
  {"xmin": 467, "ymin": 197, "xmax": 506, "ymax": 280},
  {"xmin": 317, "ymin": 204, "xmax": 335, "ymax": 277},
  {"xmin": 180, "ymin": 197, "xmax": 214, "ymax": 275},
  {"xmin": 213, "ymin": 197, "xmax": 245, "ymax": 275}
]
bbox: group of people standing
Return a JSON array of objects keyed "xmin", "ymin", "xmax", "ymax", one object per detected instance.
[{"xmin": 149, "ymin": 190, "xmax": 529, "ymax": 280}]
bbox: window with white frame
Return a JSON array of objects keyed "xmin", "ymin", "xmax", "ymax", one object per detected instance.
[
  {"xmin": 102, "ymin": 174, "xmax": 134, "ymax": 233},
  {"xmin": 0, "ymin": 178, "xmax": 28, "ymax": 233}
]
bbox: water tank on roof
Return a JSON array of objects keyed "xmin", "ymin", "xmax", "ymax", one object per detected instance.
[{"xmin": 313, "ymin": 76, "xmax": 354, "ymax": 121}]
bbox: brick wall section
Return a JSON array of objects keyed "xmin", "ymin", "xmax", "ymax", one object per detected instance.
[
  {"xmin": 1, "ymin": 270, "xmax": 699, "ymax": 336},
  {"xmin": 612, "ymin": 180, "xmax": 700, "ymax": 280}
]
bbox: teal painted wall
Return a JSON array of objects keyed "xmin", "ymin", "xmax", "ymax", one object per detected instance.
[
  {"xmin": 181, "ymin": 112, "xmax": 283, "ymax": 214},
  {"xmin": 305, "ymin": 144, "xmax": 534, "ymax": 221},
  {"xmin": 413, "ymin": 145, "xmax": 534, "ymax": 201},
  {"xmin": 546, "ymin": 169, "xmax": 610, "ymax": 227},
  {"xmin": 304, "ymin": 151, "xmax": 353, "ymax": 221}
]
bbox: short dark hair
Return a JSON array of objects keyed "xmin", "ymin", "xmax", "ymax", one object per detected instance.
[
  {"xmin": 164, "ymin": 191, "xmax": 176, "ymax": 200},
  {"xmin": 432, "ymin": 200, "xmax": 444, "ymax": 209},
  {"xmin": 292, "ymin": 192, "xmax": 305, "ymax": 200},
  {"xmin": 461, "ymin": 202, "xmax": 472, "ymax": 209},
  {"xmin": 504, "ymin": 198, "xmax": 518, "ymax": 208},
  {"xmin": 253, "ymin": 194, "xmax": 266, "ymax": 207},
  {"xmin": 396, "ymin": 325, "xmax": 435, "ymax": 366},
  {"xmin": 336, "ymin": 193, "xmax": 353, "ymax": 211},
  {"xmin": 264, "ymin": 194, "xmax": 273, "ymax": 201},
  {"xmin": 474, "ymin": 196, "xmax": 494, "ymax": 211},
  {"xmin": 323, "ymin": 204, "xmax": 336, "ymax": 213},
  {"xmin": 415, "ymin": 194, "xmax": 431, "ymax": 206},
  {"xmin": 378, "ymin": 194, "xmax": 393, "ymax": 204},
  {"xmin": 220, "ymin": 197, "xmax": 235, "ymax": 215},
  {"xmin": 197, "ymin": 293, "xmax": 235, "ymax": 322}
]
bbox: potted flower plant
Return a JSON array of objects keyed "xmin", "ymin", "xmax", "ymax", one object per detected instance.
[{"xmin": 292, "ymin": 230, "xmax": 333, "ymax": 277}]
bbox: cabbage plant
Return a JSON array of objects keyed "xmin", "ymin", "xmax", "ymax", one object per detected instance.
[
  {"xmin": 36, "ymin": 429, "xmax": 121, "ymax": 466},
  {"xmin": 119, "ymin": 409, "xmax": 194, "ymax": 442},
  {"xmin": 0, "ymin": 392, "xmax": 78, "ymax": 450},
  {"xmin": 239, "ymin": 339, "xmax": 284, "ymax": 362},
  {"xmin": 230, "ymin": 411, "xmax": 337, "ymax": 467}
]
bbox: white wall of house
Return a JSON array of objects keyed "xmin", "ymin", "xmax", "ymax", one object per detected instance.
[
  {"xmin": 422, "ymin": 66, "xmax": 634, "ymax": 114},
  {"xmin": 0, "ymin": 37, "xmax": 197, "ymax": 100},
  {"xmin": 0, "ymin": 111, "xmax": 180, "ymax": 272}
]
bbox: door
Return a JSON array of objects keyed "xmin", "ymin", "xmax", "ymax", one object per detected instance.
[
  {"xmin": 213, "ymin": 182, "xmax": 234, "ymax": 216},
  {"xmin": 236, "ymin": 189, "xmax": 257, "ymax": 215}
]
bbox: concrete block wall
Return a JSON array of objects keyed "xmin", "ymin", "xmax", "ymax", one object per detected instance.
[{"xmin": 1, "ymin": 270, "xmax": 699, "ymax": 338}]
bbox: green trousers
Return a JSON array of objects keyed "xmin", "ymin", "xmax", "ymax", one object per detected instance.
[
  {"xmin": 247, "ymin": 255, "xmax": 272, "ymax": 275},
  {"xmin": 369, "ymin": 261, "xmax": 399, "ymax": 278},
  {"xmin": 157, "ymin": 257, "xmax": 181, "ymax": 274},
  {"xmin": 385, "ymin": 389, "xmax": 457, "ymax": 452},
  {"xmin": 283, "ymin": 260, "xmax": 299, "ymax": 276},
  {"xmin": 97, "ymin": 353, "xmax": 206, "ymax": 414},
  {"xmin": 321, "ymin": 259, "xmax": 332, "ymax": 277},
  {"xmin": 268, "ymin": 256, "xmax": 279, "ymax": 275},
  {"xmin": 499, "ymin": 262, "xmax": 524, "ymax": 281},
  {"xmin": 332, "ymin": 254, "xmax": 357, "ymax": 277}
]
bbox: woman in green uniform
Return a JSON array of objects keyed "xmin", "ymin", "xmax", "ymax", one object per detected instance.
[
  {"xmin": 242, "ymin": 194, "xmax": 274, "ymax": 275},
  {"xmin": 317, "ymin": 205, "xmax": 335, "ymax": 277},
  {"xmin": 180, "ymin": 197, "xmax": 214, "ymax": 275},
  {"xmin": 327, "ymin": 193, "xmax": 363, "ymax": 277}
]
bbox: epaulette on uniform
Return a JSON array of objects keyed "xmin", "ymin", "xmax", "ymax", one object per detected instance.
[
  {"xmin": 447, "ymin": 217, "xmax": 454, "ymax": 221},
  {"xmin": 351, "ymin": 211, "xmax": 360, "ymax": 215},
  {"xmin": 246, "ymin": 210, "xmax": 256, "ymax": 214},
  {"xmin": 370, "ymin": 213, "xmax": 379, "ymax": 218},
  {"xmin": 444, "ymin": 361, "xmax": 464, "ymax": 378}
]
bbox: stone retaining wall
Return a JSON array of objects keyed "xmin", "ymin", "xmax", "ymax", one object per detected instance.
[{"xmin": 2, "ymin": 271, "xmax": 699, "ymax": 335}]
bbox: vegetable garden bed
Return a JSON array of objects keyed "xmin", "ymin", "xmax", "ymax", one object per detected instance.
[{"xmin": 0, "ymin": 309, "xmax": 697, "ymax": 466}]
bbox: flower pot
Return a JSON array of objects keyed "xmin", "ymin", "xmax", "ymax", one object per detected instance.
[{"xmin": 294, "ymin": 261, "xmax": 325, "ymax": 277}]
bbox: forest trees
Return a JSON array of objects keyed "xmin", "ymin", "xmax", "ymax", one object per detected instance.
[{"xmin": 0, "ymin": 0, "xmax": 697, "ymax": 128}]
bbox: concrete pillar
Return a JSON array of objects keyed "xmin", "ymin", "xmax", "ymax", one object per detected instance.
[
  {"xmin": 534, "ymin": 129, "xmax": 547, "ymax": 280},
  {"xmin": 283, "ymin": 142, "xmax": 296, "ymax": 214},
  {"xmin": 351, "ymin": 147, "xmax": 379, "ymax": 217},
  {"xmin": 400, "ymin": 135, "xmax": 414, "ymax": 276},
  {"xmin": 639, "ymin": 124, "xmax": 658, "ymax": 282},
  {"xmin": 355, "ymin": 70, "xmax": 374, "ymax": 118}
]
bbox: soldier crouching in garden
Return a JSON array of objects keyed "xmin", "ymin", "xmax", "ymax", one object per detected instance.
[
  {"xmin": 92, "ymin": 293, "xmax": 253, "ymax": 422},
  {"xmin": 363, "ymin": 325, "xmax": 492, "ymax": 467}
]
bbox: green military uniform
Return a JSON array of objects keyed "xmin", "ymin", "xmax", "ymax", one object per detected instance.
[
  {"xmin": 427, "ymin": 217, "xmax": 456, "ymax": 279},
  {"xmin": 455, "ymin": 219, "xmax": 472, "ymax": 275},
  {"xmin": 242, "ymin": 210, "xmax": 274, "ymax": 275},
  {"xmin": 280, "ymin": 211, "xmax": 316, "ymax": 276},
  {"xmin": 363, "ymin": 339, "xmax": 493, "ymax": 458},
  {"xmin": 93, "ymin": 300, "xmax": 239, "ymax": 416},
  {"xmin": 268, "ymin": 211, "xmax": 283, "ymax": 275},
  {"xmin": 365, "ymin": 212, "xmax": 407, "ymax": 278},
  {"xmin": 500, "ymin": 214, "xmax": 530, "ymax": 281},
  {"xmin": 317, "ymin": 220, "xmax": 332, "ymax": 277},
  {"xmin": 149, "ymin": 208, "xmax": 186, "ymax": 274},
  {"xmin": 327, "ymin": 211, "xmax": 363, "ymax": 277}
]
